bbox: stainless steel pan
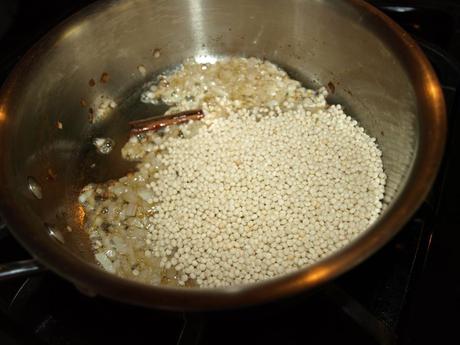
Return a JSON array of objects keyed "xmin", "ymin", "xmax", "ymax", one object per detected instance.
[{"xmin": 0, "ymin": 0, "xmax": 446, "ymax": 310}]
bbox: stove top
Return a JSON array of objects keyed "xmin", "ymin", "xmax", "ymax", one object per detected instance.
[{"xmin": 1, "ymin": 1, "xmax": 459, "ymax": 345}]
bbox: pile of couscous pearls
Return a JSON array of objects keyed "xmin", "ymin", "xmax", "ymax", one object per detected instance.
[{"xmin": 79, "ymin": 57, "xmax": 386, "ymax": 288}]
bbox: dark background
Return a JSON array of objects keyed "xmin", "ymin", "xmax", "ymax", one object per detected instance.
[{"xmin": 0, "ymin": 1, "xmax": 459, "ymax": 344}]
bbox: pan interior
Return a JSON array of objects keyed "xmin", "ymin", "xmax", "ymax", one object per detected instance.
[{"xmin": 2, "ymin": 0, "xmax": 418, "ymax": 284}]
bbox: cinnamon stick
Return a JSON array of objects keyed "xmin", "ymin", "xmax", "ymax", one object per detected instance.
[{"xmin": 129, "ymin": 109, "xmax": 204, "ymax": 135}]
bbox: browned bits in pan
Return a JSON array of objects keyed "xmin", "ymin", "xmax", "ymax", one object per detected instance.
[
  {"xmin": 327, "ymin": 81, "xmax": 335, "ymax": 94},
  {"xmin": 88, "ymin": 107, "xmax": 94, "ymax": 123},
  {"xmin": 46, "ymin": 168, "xmax": 57, "ymax": 181},
  {"xmin": 100, "ymin": 72, "xmax": 110, "ymax": 84}
]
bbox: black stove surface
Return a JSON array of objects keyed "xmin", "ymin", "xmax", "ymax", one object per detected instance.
[{"xmin": 1, "ymin": 1, "xmax": 460, "ymax": 345}]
